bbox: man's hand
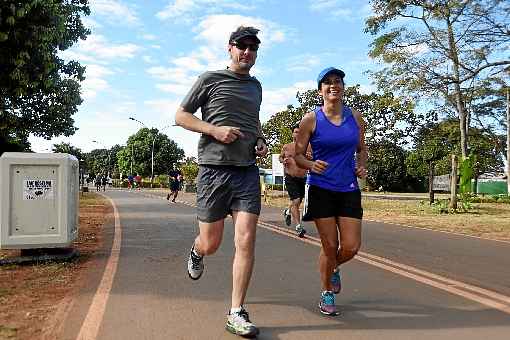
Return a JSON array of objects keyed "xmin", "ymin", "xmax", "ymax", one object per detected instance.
[
  {"xmin": 212, "ymin": 126, "xmax": 244, "ymax": 143},
  {"xmin": 355, "ymin": 166, "xmax": 367, "ymax": 179},
  {"xmin": 310, "ymin": 160, "xmax": 328, "ymax": 174},
  {"xmin": 255, "ymin": 139, "xmax": 268, "ymax": 157}
]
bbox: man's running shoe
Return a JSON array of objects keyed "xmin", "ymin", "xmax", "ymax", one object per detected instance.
[
  {"xmin": 166, "ymin": 193, "xmax": 170, "ymax": 200},
  {"xmin": 331, "ymin": 268, "xmax": 341, "ymax": 294},
  {"xmin": 319, "ymin": 291, "xmax": 339, "ymax": 316},
  {"xmin": 295, "ymin": 224, "xmax": 306, "ymax": 238},
  {"xmin": 226, "ymin": 307, "xmax": 259, "ymax": 338},
  {"xmin": 283, "ymin": 208, "xmax": 291, "ymax": 226},
  {"xmin": 187, "ymin": 245, "xmax": 204, "ymax": 280}
]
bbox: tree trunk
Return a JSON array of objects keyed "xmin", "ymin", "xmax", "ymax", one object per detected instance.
[
  {"xmin": 446, "ymin": 17, "xmax": 468, "ymax": 159},
  {"xmin": 507, "ymin": 88, "xmax": 510, "ymax": 195},
  {"xmin": 449, "ymin": 154, "xmax": 458, "ymax": 211},
  {"xmin": 428, "ymin": 161, "xmax": 435, "ymax": 204}
]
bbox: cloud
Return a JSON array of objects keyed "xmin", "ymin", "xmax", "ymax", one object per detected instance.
[
  {"xmin": 309, "ymin": 0, "xmax": 340, "ymax": 11},
  {"xmin": 156, "ymin": 0, "xmax": 256, "ymax": 20},
  {"xmin": 195, "ymin": 14, "xmax": 287, "ymax": 48},
  {"xmin": 286, "ymin": 54, "xmax": 322, "ymax": 72},
  {"xmin": 142, "ymin": 34, "xmax": 158, "ymax": 41},
  {"xmin": 67, "ymin": 34, "xmax": 141, "ymax": 61},
  {"xmin": 308, "ymin": 0, "xmax": 367, "ymax": 20},
  {"xmin": 148, "ymin": 14, "xmax": 288, "ymax": 97},
  {"xmin": 260, "ymin": 81, "xmax": 316, "ymax": 121},
  {"xmin": 81, "ymin": 64, "xmax": 114, "ymax": 100},
  {"xmin": 142, "ymin": 55, "xmax": 156, "ymax": 64},
  {"xmin": 90, "ymin": 0, "xmax": 140, "ymax": 25}
]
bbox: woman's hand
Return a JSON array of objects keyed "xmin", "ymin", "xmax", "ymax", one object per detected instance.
[
  {"xmin": 310, "ymin": 160, "xmax": 328, "ymax": 174},
  {"xmin": 355, "ymin": 166, "xmax": 367, "ymax": 179}
]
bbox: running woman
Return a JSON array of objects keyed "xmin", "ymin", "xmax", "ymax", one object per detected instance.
[{"xmin": 294, "ymin": 67, "xmax": 368, "ymax": 316}]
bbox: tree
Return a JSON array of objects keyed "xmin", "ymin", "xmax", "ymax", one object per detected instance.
[
  {"xmin": 366, "ymin": 0, "xmax": 510, "ymax": 159},
  {"xmin": 367, "ymin": 140, "xmax": 410, "ymax": 192},
  {"xmin": 406, "ymin": 118, "xmax": 505, "ymax": 194},
  {"xmin": 0, "ymin": 0, "xmax": 90, "ymax": 152},
  {"xmin": 52, "ymin": 141, "xmax": 83, "ymax": 160},
  {"xmin": 180, "ymin": 157, "xmax": 199, "ymax": 184},
  {"xmin": 262, "ymin": 85, "xmax": 422, "ymax": 157},
  {"xmin": 116, "ymin": 128, "xmax": 185, "ymax": 177}
]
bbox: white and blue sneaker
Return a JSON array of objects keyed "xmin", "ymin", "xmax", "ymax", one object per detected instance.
[{"xmin": 187, "ymin": 245, "xmax": 204, "ymax": 280}]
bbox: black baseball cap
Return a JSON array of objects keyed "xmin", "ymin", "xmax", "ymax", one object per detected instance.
[{"xmin": 229, "ymin": 26, "xmax": 261, "ymax": 44}]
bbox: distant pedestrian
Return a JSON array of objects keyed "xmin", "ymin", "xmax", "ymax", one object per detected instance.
[
  {"xmin": 135, "ymin": 174, "xmax": 142, "ymax": 190},
  {"xmin": 295, "ymin": 67, "xmax": 368, "ymax": 316},
  {"xmin": 101, "ymin": 175, "xmax": 107, "ymax": 191},
  {"xmin": 95, "ymin": 175, "xmax": 101, "ymax": 192},
  {"xmin": 167, "ymin": 166, "xmax": 182, "ymax": 203},
  {"xmin": 127, "ymin": 175, "xmax": 134, "ymax": 190}
]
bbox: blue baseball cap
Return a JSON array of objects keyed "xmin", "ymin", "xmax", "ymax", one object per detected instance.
[{"xmin": 317, "ymin": 67, "xmax": 345, "ymax": 89}]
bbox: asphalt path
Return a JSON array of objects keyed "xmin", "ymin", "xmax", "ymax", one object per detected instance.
[{"xmin": 61, "ymin": 189, "xmax": 510, "ymax": 340}]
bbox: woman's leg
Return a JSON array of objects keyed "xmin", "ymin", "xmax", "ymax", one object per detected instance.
[
  {"xmin": 314, "ymin": 217, "xmax": 339, "ymax": 291},
  {"xmin": 335, "ymin": 216, "xmax": 362, "ymax": 266}
]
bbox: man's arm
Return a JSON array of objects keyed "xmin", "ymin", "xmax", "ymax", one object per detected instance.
[{"xmin": 175, "ymin": 107, "xmax": 244, "ymax": 144}]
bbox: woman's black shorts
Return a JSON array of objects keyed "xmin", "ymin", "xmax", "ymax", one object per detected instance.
[{"xmin": 302, "ymin": 184, "xmax": 363, "ymax": 221}]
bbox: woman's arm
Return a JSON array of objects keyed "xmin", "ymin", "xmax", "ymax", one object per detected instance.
[
  {"xmin": 294, "ymin": 111, "xmax": 328, "ymax": 174},
  {"xmin": 352, "ymin": 109, "xmax": 368, "ymax": 179}
]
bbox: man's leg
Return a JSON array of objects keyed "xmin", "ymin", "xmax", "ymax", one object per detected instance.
[
  {"xmin": 230, "ymin": 211, "xmax": 258, "ymax": 309},
  {"xmin": 289, "ymin": 198, "xmax": 301, "ymax": 225},
  {"xmin": 187, "ymin": 219, "xmax": 225, "ymax": 280},
  {"xmin": 193, "ymin": 219, "xmax": 225, "ymax": 256}
]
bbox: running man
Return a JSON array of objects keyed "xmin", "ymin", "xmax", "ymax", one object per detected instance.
[
  {"xmin": 279, "ymin": 123, "xmax": 310, "ymax": 237},
  {"xmin": 167, "ymin": 166, "xmax": 182, "ymax": 203},
  {"xmin": 175, "ymin": 26, "xmax": 267, "ymax": 338}
]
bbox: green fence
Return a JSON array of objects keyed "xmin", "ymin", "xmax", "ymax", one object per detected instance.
[{"xmin": 477, "ymin": 179, "xmax": 508, "ymax": 195}]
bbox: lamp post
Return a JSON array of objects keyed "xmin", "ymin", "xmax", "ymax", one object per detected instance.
[
  {"xmin": 92, "ymin": 140, "xmax": 111, "ymax": 178},
  {"xmin": 129, "ymin": 117, "xmax": 171, "ymax": 187}
]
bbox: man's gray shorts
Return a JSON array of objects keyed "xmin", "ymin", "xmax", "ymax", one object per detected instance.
[{"xmin": 196, "ymin": 164, "xmax": 261, "ymax": 223}]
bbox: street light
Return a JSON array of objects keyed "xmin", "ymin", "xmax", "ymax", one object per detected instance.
[
  {"xmin": 92, "ymin": 140, "xmax": 112, "ymax": 178},
  {"xmin": 129, "ymin": 116, "xmax": 171, "ymax": 187}
]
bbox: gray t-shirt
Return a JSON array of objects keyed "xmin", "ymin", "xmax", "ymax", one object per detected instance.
[{"xmin": 181, "ymin": 69, "xmax": 263, "ymax": 166}]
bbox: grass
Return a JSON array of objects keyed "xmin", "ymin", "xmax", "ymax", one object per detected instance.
[{"xmin": 264, "ymin": 190, "xmax": 510, "ymax": 241}]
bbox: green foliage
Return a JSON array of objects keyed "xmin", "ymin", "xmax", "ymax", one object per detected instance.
[
  {"xmin": 365, "ymin": 0, "xmax": 510, "ymax": 158},
  {"xmin": 52, "ymin": 142, "xmax": 83, "ymax": 160},
  {"xmin": 367, "ymin": 140, "xmax": 409, "ymax": 191},
  {"xmin": 459, "ymin": 155, "xmax": 475, "ymax": 193},
  {"xmin": 262, "ymin": 85, "xmax": 421, "ymax": 161},
  {"xmin": 0, "ymin": 0, "xmax": 90, "ymax": 150},
  {"xmin": 406, "ymin": 118, "xmax": 505, "ymax": 178},
  {"xmin": 116, "ymin": 128, "xmax": 185, "ymax": 177},
  {"xmin": 180, "ymin": 157, "xmax": 199, "ymax": 184}
]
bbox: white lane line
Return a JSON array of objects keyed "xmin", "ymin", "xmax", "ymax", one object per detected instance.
[
  {"xmin": 257, "ymin": 220, "xmax": 510, "ymax": 315},
  {"xmin": 76, "ymin": 194, "xmax": 122, "ymax": 340}
]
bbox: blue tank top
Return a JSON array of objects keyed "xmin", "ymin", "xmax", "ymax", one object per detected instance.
[{"xmin": 307, "ymin": 106, "xmax": 359, "ymax": 192}]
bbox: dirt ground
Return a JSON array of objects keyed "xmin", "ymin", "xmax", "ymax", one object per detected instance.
[{"xmin": 0, "ymin": 192, "xmax": 109, "ymax": 340}]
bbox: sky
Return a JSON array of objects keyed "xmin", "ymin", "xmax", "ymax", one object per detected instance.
[{"xmin": 29, "ymin": 0, "xmax": 379, "ymax": 158}]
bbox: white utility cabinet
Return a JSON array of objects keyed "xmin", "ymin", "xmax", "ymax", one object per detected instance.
[{"xmin": 0, "ymin": 153, "xmax": 79, "ymax": 249}]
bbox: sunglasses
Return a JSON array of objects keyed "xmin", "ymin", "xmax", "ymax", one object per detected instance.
[{"xmin": 232, "ymin": 42, "xmax": 259, "ymax": 51}]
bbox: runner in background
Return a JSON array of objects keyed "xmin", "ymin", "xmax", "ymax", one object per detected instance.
[{"xmin": 279, "ymin": 123, "xmax": 311, "ymax": 237}]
